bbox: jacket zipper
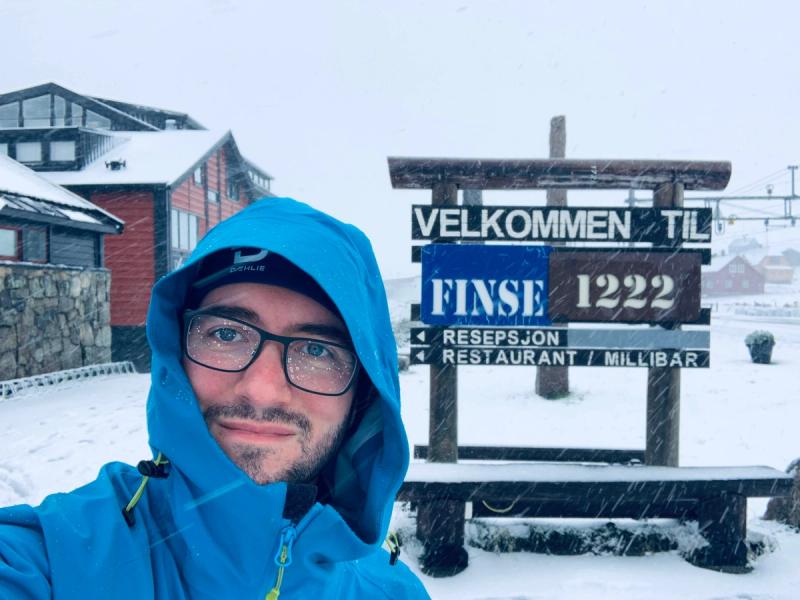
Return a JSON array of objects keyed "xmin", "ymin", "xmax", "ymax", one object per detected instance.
[{"xmin": 265, "ymin": 523, "xmax": 297, "ymax": 600}]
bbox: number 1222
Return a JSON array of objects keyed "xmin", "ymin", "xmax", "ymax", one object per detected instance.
[{"xmin": 576, "ymin": 274, "xmax": 676, "ymax": 310}]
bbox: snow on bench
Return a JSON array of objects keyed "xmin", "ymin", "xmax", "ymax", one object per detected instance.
[
  {"xmin": 403, "ymin": 461, "xmax": 791, "ymax": 486},
  {"xmin": 399, "ymin": 461, "xmax": 793, "ymax": 573}
]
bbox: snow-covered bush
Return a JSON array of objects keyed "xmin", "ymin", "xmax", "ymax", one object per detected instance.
[
  {"xmin": 745, "ymin": 330, "xmax": 776, "ymax": 364},
  {"xmin": 744, "ymin": 330, "xmax": 775, "ymax": 347}
]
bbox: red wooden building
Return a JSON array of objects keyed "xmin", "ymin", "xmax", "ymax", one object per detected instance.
[
  {"xmin": 0, "ymin": 83, "xmax": 274, "ymax": 370},
  {"xmin": 702, "ymin": 255, "xmax": 765, "ymax": 297}
]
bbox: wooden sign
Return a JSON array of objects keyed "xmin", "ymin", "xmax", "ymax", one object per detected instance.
[
  {"xmin": 411, "ymin": 327, "xmax": 566, "ymax": 347},
  {"xmin": 420, "ymin": 244, "xmax": 552, "ymax": 327},
  {"xmin": 420, "ymin": 244, "xmax": 705, "ymax": 326},
  {"xmin": 410, "ymin": 347, "xmax": 709, "ymax": 368},
  {"xmin": 412, "ymin": 205, "xmax": 712, "ymax": 244},
  {"xmin": 410, "ymin": 327, "xmax": 710, "ymax": 350},
  {"xmin": 548, "ymin": 250, "xmax": 702, "ymax": 324}
]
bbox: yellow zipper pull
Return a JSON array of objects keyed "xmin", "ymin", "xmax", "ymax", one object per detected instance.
[{"xmin": 265, "ymin": 525, "xmax": 297, "ymax": 600}]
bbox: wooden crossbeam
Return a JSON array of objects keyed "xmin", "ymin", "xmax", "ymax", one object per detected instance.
[
  {"xmin": 413, "ymin": 445, "xmax": 644, "ymax": 463},
  {"xmin": 388, "ymin": 158, "xmax": 731, "ymax": 191},
  {"xmin": 399, "ymin": 463, "xmax": 793, "ymax": 503}
]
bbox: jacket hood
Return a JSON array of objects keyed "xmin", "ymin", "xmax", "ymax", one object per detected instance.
[{"xmin": 145, "ymin": 197, "xmax": 408, "ymax": 552}]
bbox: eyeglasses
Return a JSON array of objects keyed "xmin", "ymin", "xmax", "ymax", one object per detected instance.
[{"xmin": 183, "ymin": 309, "xmax": 359, "ymax": 396}]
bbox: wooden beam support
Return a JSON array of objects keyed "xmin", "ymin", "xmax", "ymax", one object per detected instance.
[
  {"xmin": 416, "ymin": 181, "xmax": 468, "ymax": 577},
  {"xmin": 427, "ymin": 182, "xmax": 459, "ymax": 463},
  {"xmin": 646, "ymin": 182, "xmax": 684, "ymax": 467},
  {"xmin": 537, "ymin": 115, "xmax": 569, "ymax": 399},
  {"xmin": 388, "ymin": 157, "xmax": 731, "ymax": 190}
]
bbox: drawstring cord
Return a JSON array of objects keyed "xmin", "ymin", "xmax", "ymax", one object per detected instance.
[
  {"xmin": 266, "ymin": 525, "xmax": 297, "ymax": 600},
  {"xmin": 384, "ymin": 531, "xmax": 401, "ymax": 565},
  {"xmin": 121, "ymin": 452, "xmax": 170, "ymax": 527},
  {"xmin": 481, "ymin": 499, "xmax": 517, "ymax": 514}
]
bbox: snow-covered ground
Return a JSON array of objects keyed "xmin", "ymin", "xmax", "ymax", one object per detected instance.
[{"xmin": 1, "ymin": 302, "xmax": 799, "ymax": 598}]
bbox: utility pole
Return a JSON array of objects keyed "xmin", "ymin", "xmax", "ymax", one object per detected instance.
[
  {"xmin": 535, "ymin": 116, "xmax": 570, "ymax": 399},
  {"xmin": 787, "ymin": 165, "xmax": 797, "ymax": 220}
]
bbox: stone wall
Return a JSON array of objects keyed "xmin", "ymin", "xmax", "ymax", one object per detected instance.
[{"xmin": 0, "ymin": 262, "xmax": 112, "ymax": 380}]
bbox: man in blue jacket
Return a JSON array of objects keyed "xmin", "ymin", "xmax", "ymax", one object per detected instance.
[{"xmin": 0, "ymin": 198, "xmax": 430, "ymax": 599}]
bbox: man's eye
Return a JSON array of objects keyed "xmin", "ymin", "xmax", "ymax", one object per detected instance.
[
  {"xmin": 210, "ymin": 327, "xmax": 242, "ymax": 343},
  {"xmin": 302, "ymin": 341, "xmax": 330, "ymax": 358}
]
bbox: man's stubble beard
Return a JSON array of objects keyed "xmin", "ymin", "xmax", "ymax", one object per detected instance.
[{"xmin": 204, "ymin": 403, "xmax": 349, "ymax": 484}]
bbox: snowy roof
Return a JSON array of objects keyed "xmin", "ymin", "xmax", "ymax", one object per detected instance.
[
  {"xmin": 41, "ymin": 130, "xmax": 231, "ymax": 187},
  {"xmin": 0, "ymin": 154, "xmax": 122, "ymax": 230},
  {"xmin": 703, "ymin": 253, "xmax": 754, "ymax": 272},
  {"xmin": 90, "ymin": 96, "xmax": 204, "ymax": 130},
  {"xmin": 703, "ymin": 249, "xmax": 798, "ymax": 273}
]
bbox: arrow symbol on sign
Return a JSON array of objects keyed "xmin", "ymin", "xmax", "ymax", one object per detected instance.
[
  {"xmin": 415, "ymin": 330, "xmax": 426, "ymax": 343},
  {"xmin": 414, "ymin": 349, "xmax": 426, "ymax": 362}
]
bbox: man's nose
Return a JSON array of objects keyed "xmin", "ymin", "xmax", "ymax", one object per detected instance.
[{"xmin": 233, "ymin": 342, "xmax": 293, "ymax": 406}]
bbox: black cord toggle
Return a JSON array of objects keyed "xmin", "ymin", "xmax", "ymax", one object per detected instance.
[
  {"xmin": 137, "ymin": 459, "xmax": 169, "ymax": 478},
  {"xmin": 121, "ymin": 507, "xmax": 136, "ymax": 527}
]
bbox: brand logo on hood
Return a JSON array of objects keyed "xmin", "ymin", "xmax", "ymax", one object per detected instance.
[{"xmin": 233, "ymin": 249, "xmax": 269, "ymax": 265}]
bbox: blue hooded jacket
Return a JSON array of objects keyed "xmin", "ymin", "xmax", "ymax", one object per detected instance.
[{"xmin": 0, "ymin": 198, "xmax": 429, "ymax": 599}]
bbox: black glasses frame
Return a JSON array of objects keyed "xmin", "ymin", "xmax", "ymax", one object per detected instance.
[{"xmin": 182, "ymin": 309, "xmax": 359, "ymax": 397}]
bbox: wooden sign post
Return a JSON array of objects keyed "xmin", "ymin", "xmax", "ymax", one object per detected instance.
[
  {"xmin": 646, "ymin": 182, "xmax": 684, "ymax": 466},
  {"xmin": 415, "ymin": 182, "xmax": 468, "ymax": 576},
  {"xmin": 390, "ymin": 156, "xmax": 729, "ymax": 577},
  {"xmin": 537, "ymin": 115, "xmax": 569, "ymax": 398}
]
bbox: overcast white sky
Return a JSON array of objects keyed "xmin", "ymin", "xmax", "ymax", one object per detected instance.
[{"xmin": 3, "ymin": 0, "xmax": 799, "ymax": 276}]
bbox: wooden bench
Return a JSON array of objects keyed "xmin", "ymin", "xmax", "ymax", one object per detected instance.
[
  {"xmin": 414, "ymin": 444, "xmax": 645, "ymax": 464},
  {"xmin": 398, "ymin": 458, "xmax": 793, "ymax": 575}
]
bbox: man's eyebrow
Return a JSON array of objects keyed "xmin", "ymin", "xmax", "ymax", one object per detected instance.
[
  {"xmin": 292, "ymin": 323, "xmax": 351, "ymax": 346},
  {"xmin": 197, "ymin": 305, "xmax": 350, "ymax": 345},
  {"xmin": 200, "ymin": 304, "xmax": 261, "ymax": 324}
]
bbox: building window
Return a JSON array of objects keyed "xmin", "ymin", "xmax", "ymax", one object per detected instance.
[
  {"xmin": 171, "ymin": 208, "xmax": 199, "ymax": 252},
  {"xmin": 85, "ymin": 110, "xmax": 111, "ymax": 129},
  {"xmin": 724, "ymin": 280, "xmax": 733, "ymax": 289},
  {"xmin": 0, "ymin": 143, "xmax": 7, "ymax": 156},
  {"xmin": 742, "ymin": 279, "xmax": 750, "ymax": 289},
  {"xmin": 50, "ymin": 140, "xmax": 76, "ymax": 161},
  {"xmin": 193, "ymin": 166, "xmax": 204, "ymax": 186},
  {"xmin": 16, "ymin": 141, "xmax": 43, "ymax": 163},
  {"xmin": 22, "ymin": 228, "xmax": 47, "ymax": 262},
  {"xmin": 189, "ymin": 216, "xmax": 197, "ymax": 249},
  {"xmin": 207, "ymin": 189, "xmax": 219, "ymax": 203},
  {"xmin": 22, "ymin": 95, "xmax": 51, "ymax": 127},
  {"xmin": 179, "ymin": 211, "xmax": 189, "ymax": 249},
  {"xmin": 227, "ymin": 177, "xmax": 239, "ymax": 201},
  {"xmin": 171, "ymin": 209, "xmax": 179, "ymax": 252},
  {"xmin": 0, "ymin": 227, "xmax": 19, "ymax": 258},
  {"xmin": 69, "ymin": 103, "xmax": 84, "ymax": 126},
  {"xmin": 0, "ymin": 102, "xmax": 19, "ymax": 128},
  {"xmin": 53, "ymin": 96, "xmax": 67, "ymax": 127}
]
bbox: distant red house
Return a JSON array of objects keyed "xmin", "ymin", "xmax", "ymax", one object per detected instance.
[
  {"xmin": 0, "ymin": 83, "xmax": 274, "ymax": 370},
  {"xmin": 702, "ymin": 255, "xmax": 765, "ymax": 297}
]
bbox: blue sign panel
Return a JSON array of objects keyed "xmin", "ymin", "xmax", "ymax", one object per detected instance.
[{"xmin": 421, "ymin": 244, "xmax": 552, "ymax": 326}]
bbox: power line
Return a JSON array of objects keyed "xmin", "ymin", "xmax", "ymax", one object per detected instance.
[{"xmin": 727, "ymin": 168, "xmax": 787, "ymax": 196}]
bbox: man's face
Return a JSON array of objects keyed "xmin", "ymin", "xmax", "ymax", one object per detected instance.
[{"xmin": 182, "ymin": 282, "xmax": 355, "ymax": 485}]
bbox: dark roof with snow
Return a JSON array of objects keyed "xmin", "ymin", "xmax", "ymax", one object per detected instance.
[{"xmin": 0, "ymin": 154, "xmax": 122, "ymax": 233}]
